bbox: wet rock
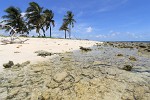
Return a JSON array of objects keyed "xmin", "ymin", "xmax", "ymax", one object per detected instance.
[
  {"xmin": 123, "ymin": 65, "xmax": 133, "ymax": 71},
  {"xmin": 3, "ymin": 61, "xmax": 14, "ymax": 68},
  {"xmin": 117, "ymin": 54, "xmax": 123, "ymax": 56},
  {"xmin": 93, "ymin": 61, "xmax": 110, "ymax": 67},
  {"xmin": 129, "ymin": 56, "xmax": 137, "ymax": 61},
  {"xmin": 53, "ymin": 72, "xmax": 68, "ymax": 83},
  {"xmin": 144, "ymin": 49, "xmax": 150, "ymax": 52},
  {"xmin": 35, "ymin": 50, "xmax": 52, "ymax": 57},
  {"xmin": 120, "ymin": 45, "xmax": 133, "ymax": 48},
  {"xmin": 139, "ymin": 44, "xmax": 147, "ymax": 48},
  {"xmin": 79, "ymin": 46, "xmax": 92, "ymax": 52}
]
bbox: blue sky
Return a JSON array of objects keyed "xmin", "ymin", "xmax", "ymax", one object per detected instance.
[{"xmin": 0, "ymin": 0, "xmax": 150, "ymax": 41}]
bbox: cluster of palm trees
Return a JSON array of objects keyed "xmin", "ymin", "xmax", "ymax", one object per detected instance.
[
  {"xmin": 59, "ymin": 11, "xmax": 76, "ymax": 39},
  {"xmin": 0, "ymin": 2, "xmax": 76, "ymax": 39}
]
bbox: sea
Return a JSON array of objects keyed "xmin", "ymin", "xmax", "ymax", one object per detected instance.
[{"xmin": 102, "ymin": 41, "xmax": 150, "ymax": 43}]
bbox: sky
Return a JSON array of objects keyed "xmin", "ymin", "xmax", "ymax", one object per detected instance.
[{"xmin": 0, "ymin": 0, "xmax": 150, "ymax": 41}]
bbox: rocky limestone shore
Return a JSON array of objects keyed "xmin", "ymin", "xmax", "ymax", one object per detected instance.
[
  {"xmin": 103, "ymin": 42, "xmax": 150, "ymax": 54},
  {"xmin": 0, "ymin": 42, "xmax": 150, "ymax": 100}
]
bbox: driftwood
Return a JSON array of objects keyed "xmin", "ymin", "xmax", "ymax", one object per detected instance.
[
  {"xmin": 0, "ymin": 24, "xmax": 29, "ymax": 44},
  {"xmin": 1, "ymin": 38, "xmax": 29, "ymax": 44}
]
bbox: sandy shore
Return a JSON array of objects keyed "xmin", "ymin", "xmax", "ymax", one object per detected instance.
[{"xmin": 0, "ymin": 37, "xmax": 100, "ymax": 72}]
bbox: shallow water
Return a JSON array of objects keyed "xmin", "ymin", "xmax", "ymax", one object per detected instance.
[{"xmin": 72, "ymin": 45, "xmax": 150, "ymax": 73}]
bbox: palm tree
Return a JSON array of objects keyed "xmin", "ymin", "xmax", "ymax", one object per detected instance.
[
  {"xmin": 43, "ymin": 9, "xmax": 55, "ymax": 38},
  {"xmin": 25, "ymin": 2, "xmax": 45, "ymax": 37},
  {"xmin": 59, "ymin": 23, "xmax": 69, "ymax": 39},
  {"xmin": 1, "ymin": 6, "xmax": 28, "ymax": 35},
  {"xmin": 63, "ymin": 11, "xmax": 76, "ymax": 39}
]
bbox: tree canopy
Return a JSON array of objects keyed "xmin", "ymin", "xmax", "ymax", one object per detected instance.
[{"xmin": 0, "ymin": 2, "xmax": 76, "ymax": 39}]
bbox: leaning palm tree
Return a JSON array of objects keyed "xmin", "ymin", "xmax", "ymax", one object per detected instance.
[
  {"xmin": 25, "ymin": 2, "xmax": 45, "ymax": 37},
  {"xmin": 1, "ymin": 6, "xmax": 28, "ymax": 35},
  {"xmin": 59, "ymin": 23, "xmax": 69, "ymax": 39},
  {"xmin": 63, "ymin": 11, "xmax": 76, "ymax": 39},
  {"xmin": 43, "ymin": 9, "xmax": 55, "ymax": 38}
]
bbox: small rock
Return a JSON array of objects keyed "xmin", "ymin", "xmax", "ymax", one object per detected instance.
[
  {"xmin": 123, "ymin": 65, "xmax": 133, "ymax": 71},
  {"xmin": 117, "ymin": 54, "xmax": 123, "ymax": 56},
  {"xmin": 53, "ymin": 72, "xmax": 68, "ymax": 83},
  {"xmin": 35, "ymin": 50, "xmax": 52, "ymax": 57},
  {"xmin": 129, "ymin": 56, "xmax": 137, "ymax": 61},
  {"xmin": 139, "ymin": 44, "xmax": 147, "ymax": 48},
  {"xmin": 3, "ymin": 61, "xmax": 14, "ymax": 68},
  {"xmin": 79, "ymin": 46, "xmax": 92, "ymax": 52},
  {"xmin": 144, "ymin": 49, "xmax": 150, "ymax": 52}
]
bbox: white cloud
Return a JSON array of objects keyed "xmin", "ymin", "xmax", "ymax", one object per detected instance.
[
  {"xmin": 21, "ymin": 12, "xmax": 26, "ymax": 17},
  {"xmin": 95, "ymin": 30, "xmax": 148, "ymax": 41},
  {"xmin": 76, "ymin": 11, "xmax": 84, "ymax": 17},
  {"xmin": 96, "ymin": 34, "xmax": 107, "ymax": 38},
  {"xmin": 126, "ymin": 32, "xmax": 142, "ymax": 39},
  {"xmin": 96, "ymin": 0, "xmax": 129, "ymax": 13},
  {"xmin": 97, "ymin": 8, "xmax": 109, "ymax": 13},
  {"xmin": 53, "ymin": 7, "xmax": 68, "ymax": 14},
  {"xmin": 96, "ymin": 31, "xmax": 120, "ymax": 38},
  {"xmin": 86, "ymin": 27, "xmax": 92, "ymax": 33}
]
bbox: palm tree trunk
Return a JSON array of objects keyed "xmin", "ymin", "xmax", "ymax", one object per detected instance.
[
  {"xmin": 69, "ymin": 24, "xmax": 71, "ymax": 39},
  {"xmin": 50, "ymin": 25, "xmax": 51, "ymax": 38},
  {"xmin": 65, "ymin": 30, "xmax": 66, "ymax": 39}
]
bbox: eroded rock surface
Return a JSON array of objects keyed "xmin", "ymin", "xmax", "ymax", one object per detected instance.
[{"xmin": 0, "ymin": 43, "xmax": 150, "ymax": 100}]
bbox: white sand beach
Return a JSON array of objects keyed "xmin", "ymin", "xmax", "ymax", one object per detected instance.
[{"xmin": 0, "ymin": 37, "xmax": 100, "ymax": 72}]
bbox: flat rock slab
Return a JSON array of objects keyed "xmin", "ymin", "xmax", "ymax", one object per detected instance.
[{"xmin": 53, "ymin": 72, "xmax": 68, "ymax": 83}]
